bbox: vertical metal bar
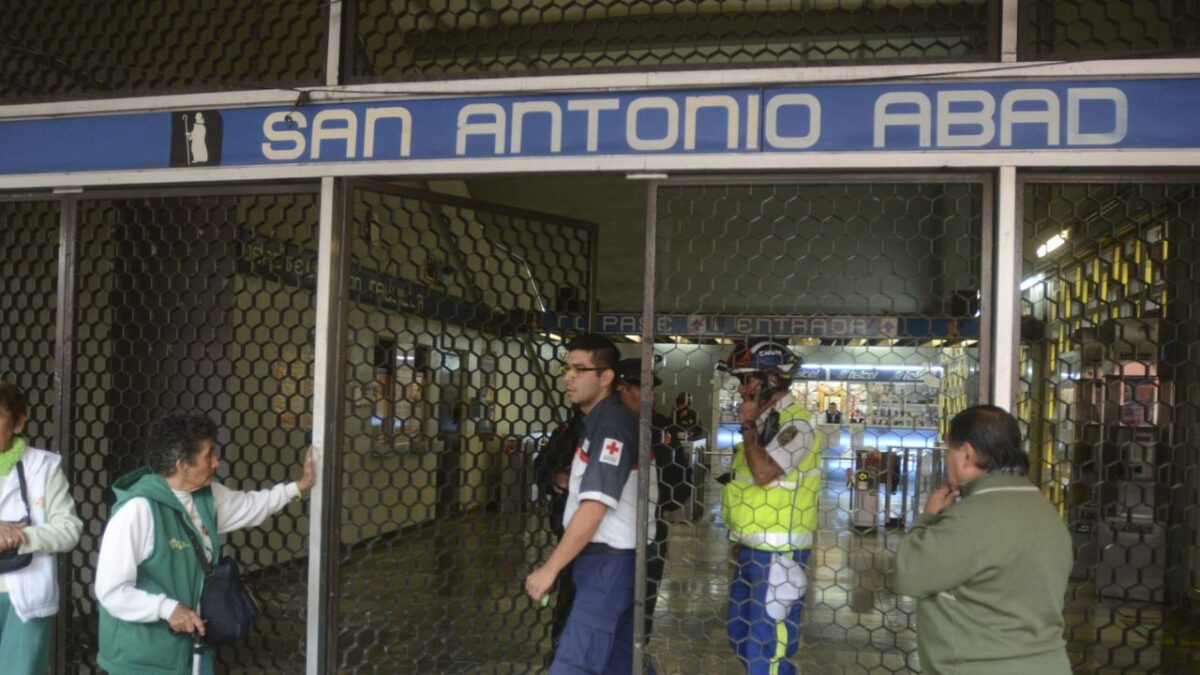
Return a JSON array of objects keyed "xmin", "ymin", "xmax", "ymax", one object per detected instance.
[
  {"xmin": 51, "ymin": 195, "xmax": 78, "ymax": 675},
  {"xmin": 913, "ymin": 449, "xmax": 924, "ymax": 526},
  {"xmin": 979, "ymin": 177, "xmax": 995, "ymax": 404},
  {"xmin": 324, "ymin": 0, "xmax": 343, "ymax": 86},
  {"xmin": 886, "ymin": 447, "xmax": 896, "ymax": 527},
  {"xmin": 307, "ymin": 177, "xmax": 350, "ymax": 675},
  {"xmin": 586, "ymin": 223, "xmax": 600, "ymax": 333},
  {"xmin": 999, "ymin": 0, "xmax": 1019, "ymax": 62},
  {"xmin": 632, "ymin": 180, "xmax": 659, "ymax": 675},
  {"xmin": 994, "ymin": 167, "xmax": 1021, "ymax": 409}
]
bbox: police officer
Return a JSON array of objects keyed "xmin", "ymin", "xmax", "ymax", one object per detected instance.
[
  {"xmin": 525, "ymin": 335, "xmax": 656, "ymax": 675},
  {"xmin": 719, "ymin": 339, "xmax": 821, "ymax": 675}
]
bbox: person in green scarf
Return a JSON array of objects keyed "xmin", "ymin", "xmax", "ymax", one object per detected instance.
[{"xmin": 0, "ymin": 380, "xmax": 83, "ymax": 675}]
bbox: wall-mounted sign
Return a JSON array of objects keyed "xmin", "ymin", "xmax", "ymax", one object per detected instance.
[{"xmin": 1, "ymin": 78, "xmax": 1197, "ymax": 175}]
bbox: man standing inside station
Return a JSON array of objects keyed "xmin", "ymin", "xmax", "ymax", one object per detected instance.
[
  {"xmin": 720, "ymin": 338, "xmax": 820, "ymax": 675},
  {"xmin": 525, "ymin": 335, "xmax": 655, "ymax": 675}
]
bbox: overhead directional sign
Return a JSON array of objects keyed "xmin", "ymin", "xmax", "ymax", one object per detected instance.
[
  {"xmin": 1, "ymin": 78, "xmax": 1197, "ymax": 175},
  {"xmin": 548, "ymin": 313, "xmax": 977, "ymax": 339}
]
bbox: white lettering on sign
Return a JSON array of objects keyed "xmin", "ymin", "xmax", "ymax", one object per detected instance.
[
  {"xmin": 262, "ymin": 112, "xmax": 307, "ymax": 160},
  {"xmin": 874, "ymin": 88, "xmax": 1127, "ymax": 149},
  {"xmin": 765, "ymin": 94, "xmax": 821, "ymax": 149},
  {"xmin": 512, "ymin": 101, "xmax": 563, "ymax": 153},
  {"xmin": 874, "ymin": 93, "xmax": 932, "ymax": 147},
  {"xmin": 457, "ymin": 103, "xmax": 506, "ymax": 155},
  {"xmin": 937, "ymin": 90, "xmax": 995, "ymax": 148},
  {"xmin": 261, "ymin": 107, "xmax": 414, "ymax": 161},
  {"xmin": 684, "ymin": 95, "xmax": 740, "ymax": 150},
  {"xmin": 566, "ymin": 99, "xmax": 621, "ymax": 152},
  {"xmin": 626, "ymin": 97, "xmax": 679, "ymax": 151},
  {"xmin": 745, "ymin": 94, "xmax": 761, "ymax": 150},
  {"xmin": 1067, "ymin": 87, "xmax": 1127, "ymax": 145},
  {"xmin": 363, "ymin": 107, "xmax": 412, "ymax": 158},
  {"xmin": 311, "ymin": 109, "xmax": 356, "ymax": 159},
  {"xmin": 999, "ymin": 89, "xmax": 1059, "ymax": 146}
]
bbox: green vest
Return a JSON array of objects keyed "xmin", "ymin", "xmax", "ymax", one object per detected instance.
[
  {"xmin": 722, "ymin": 401, "xmax": 822, "ymax": 551},
  {"xmin": 98, "ymin": 469, "xmax": 218, "ymax": 675}
]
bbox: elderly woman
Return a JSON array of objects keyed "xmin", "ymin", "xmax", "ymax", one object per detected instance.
[
  {"xmin": 895, "ymin": 405, "xmax": 1073, "ymax": 674},
  {"xmin": 95, "ymin": 413, "xmax": 313, "ymax": 675},
  {"xmin": 0, "ymin": 381, "xmax": 83, "ymax": 675}
]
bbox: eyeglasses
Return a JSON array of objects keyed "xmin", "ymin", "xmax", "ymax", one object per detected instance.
[{"xmin": 556, "ymin": 363, "xmax": 608, "ymax": 378}]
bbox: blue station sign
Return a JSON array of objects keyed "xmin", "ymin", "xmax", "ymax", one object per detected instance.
[{"xmin": 1, "ymin": 78, "xmax": 1197, "ymax": 175}]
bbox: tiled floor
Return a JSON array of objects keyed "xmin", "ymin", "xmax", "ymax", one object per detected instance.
[{"xmin": 227, "ymin": 453, "xmax": 1189, "ymax": 674}]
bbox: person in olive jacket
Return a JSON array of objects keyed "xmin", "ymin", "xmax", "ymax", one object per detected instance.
[{"xmin": 895, "ymin": 405, "xmax": 1073, "ymax": 674}]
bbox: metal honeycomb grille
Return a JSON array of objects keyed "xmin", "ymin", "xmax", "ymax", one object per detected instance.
[
  {"xmin": 1020, "ymin": 0, "xmax": 1200, "ymax": 59},
  {"xmin": 1018, "ymin": 179, "xmax": 1200, "ymax": 673},
  {"xmin": 335, "ymin": 182, "xmax": 595, "ymax": 673},
  {"xmin": 63, "ymin": 188, "xmax": 320, "ymax": 673},
  {"xmin": 0, "ymin": 0, "xmax": 326, "ymax": 103},
  {"xmin": 647, "ymin": 178, "xmax": 983, "ymax": 674},
  {"xmin": 348, "ymin": 0, "xmax": 993, "ymax": 82},
  {"xmin": 0, "ymin": 200, "xmax": 59, "ymax": 447}
]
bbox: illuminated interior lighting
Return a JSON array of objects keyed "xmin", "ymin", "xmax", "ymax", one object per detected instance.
[
  {"xmin": 1020, "ymin": 273, "xmax": 1046, "ymax": 292},
  {"xmin": 1036, "ymin": 230, "xmax": 1069, "ymax": 258},
  {"xmin": 624, "ymin": 334, "xmax": 642, "ymax": 343},
  {"xmin": 800, "ymin": 363, "xmax": 945, "ymax": 374}
]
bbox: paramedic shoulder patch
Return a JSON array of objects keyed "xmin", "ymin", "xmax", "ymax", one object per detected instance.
[
  {"xmin": 778, "ymin": 425, "xmax": 799, "ymax": 445},
  {"xmin": 599, "ymin": 438, "xmax": 624, "ymax": 466}
]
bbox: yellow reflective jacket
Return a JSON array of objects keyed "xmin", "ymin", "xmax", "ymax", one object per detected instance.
[{"xmin": 722, "ymin": 400, "xmax": 821, "ymax": 551}]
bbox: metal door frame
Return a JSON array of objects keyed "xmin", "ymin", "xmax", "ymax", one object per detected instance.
[{"xmin": 635, "ymin": 170, "xmax": 994, "ymax": 675}]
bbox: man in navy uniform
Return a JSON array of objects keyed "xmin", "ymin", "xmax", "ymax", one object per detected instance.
[{"xmin": 525, "ymin": 335, "xmax": 656, "ymax": 675}]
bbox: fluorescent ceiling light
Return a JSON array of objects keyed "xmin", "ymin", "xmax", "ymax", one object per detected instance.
[
  {"xmin": 625, "ymin": 334, "xmax": 642, "ymax": 343},
  {"xmin": 1020, "ymin": 273, "xmax": 1045, "ymax": 292},
  {"xmin": 1036, "ymin": 230, "xmax": 1069, "ymax": 258}
]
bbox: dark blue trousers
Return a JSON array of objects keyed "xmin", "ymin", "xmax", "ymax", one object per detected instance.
[
  {"xmin": 550, "ymin": 552, "xmax": 635, "ymax": 675},
  {"xmin": 727, "ymin": 547, "xmax": 812, "ymax": 675}
]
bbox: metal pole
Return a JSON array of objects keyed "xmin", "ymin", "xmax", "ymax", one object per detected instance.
[
  {"xmin": 993, "ymin": 167, "xmax": 1021, "ymax": 409},
  {"xmin": 306, "ymin": 177, "xmax": 350, "ymax": 675},
  {"xmin": 306, "ymin": 0, "xmax": 346, "ymax": 668},
  {"xmin": 52, "ymin": 194, "xmax": 78, "ymax": 675},
  {"xmin": 632, "ymin": 179, "xmax": 659, "ymax": 675}
]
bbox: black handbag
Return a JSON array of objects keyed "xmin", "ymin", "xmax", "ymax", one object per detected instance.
[
  {"xmin": 0, "ymin": 462, "xmax": 33, "ymax": 574},
  {"xmin": 175, "ymin": 512, "xmax": 260, "ymax": 646}
]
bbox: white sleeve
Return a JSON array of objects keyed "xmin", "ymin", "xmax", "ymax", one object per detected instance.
[
  {"xmin": 94, "ymin": 498, "xmax": 179, "ymax": 623},
  {"xmin": 765, "ymin": 420, "xmax": 815, "ymax": 474},
  {"xmin": 213, "ymin": 481, "xmax": 299, "ymax": 534}
]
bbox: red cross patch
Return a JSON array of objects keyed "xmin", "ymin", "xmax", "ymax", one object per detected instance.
[{"xmin": 599, "ymin": 438, "xmax": 623, "ymax": 466}]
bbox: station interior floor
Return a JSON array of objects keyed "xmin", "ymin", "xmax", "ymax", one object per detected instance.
[{"xmin": 231, "ymin": 442, "xmax": 1176, "ymax": 675}]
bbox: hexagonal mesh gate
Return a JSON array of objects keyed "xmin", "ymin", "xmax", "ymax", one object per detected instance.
[
  {"xmin": 333, "ymin": 181, "xmax": 596, "ymax": 673},
  {"xmin": 62, "ymin": 187, "xmax": 323, "ymax": 673},
  {"xmin": 1018, "ymin": 178, "xmax": 1200, "ymax": 673},
  {"xmin": 0, "ymin": 199, "xmax": 59, "ymax": 447},
  {"xmin": 643, "ymin": 177, "xmax": 986, "ymax": 674}
]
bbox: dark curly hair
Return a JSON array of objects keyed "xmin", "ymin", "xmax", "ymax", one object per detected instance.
[
  {"xmin": 0, "ymin": 381, "xmax": 27, "ymax": 421},
  {"xmin": 145, "ymin": 413, "xmax": 217, "ymax": 477}
]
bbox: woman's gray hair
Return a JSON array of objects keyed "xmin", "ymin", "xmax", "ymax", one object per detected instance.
[{"xmin": 145, "ymin": 413, "xmax": 217, "ymax": 476}]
